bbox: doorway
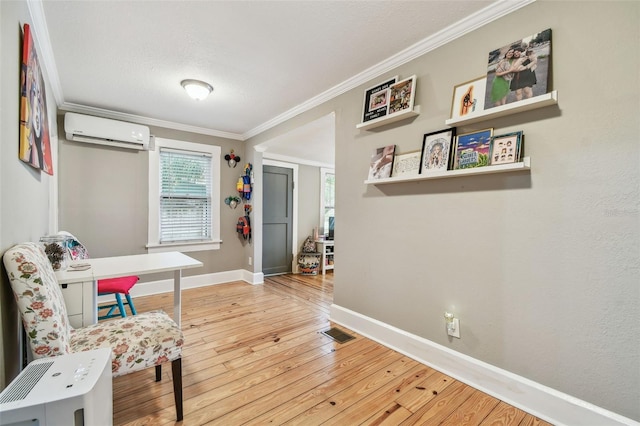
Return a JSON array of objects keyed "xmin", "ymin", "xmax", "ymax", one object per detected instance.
[{"xmin": 262, "ymin": 165, "xmax": 294, "ymax": 275}]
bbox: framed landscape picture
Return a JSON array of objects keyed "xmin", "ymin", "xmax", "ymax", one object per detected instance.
[
  {"xmin": 361, "ymin": 76, "xmax": 398, "ymax": 123},
  {"xmin": 420, "ymin": 128, "xmax": 456, "ymax": 173},
  {"xmin": 453, "ymin": 128, "xmax": 493, "ymax": 169},
  {"xmin": 450, "ymin": 77, "xmax": 486, "ymax": 120},
  {"xmin": 484, "ymin": 28, "xmax": 552, "ymax": 109},
  {"xmin": 388, "ymin": 75, "xmax": 416, "ymax": 116},
  {"xmin": 367, "ymin": 145, "xmax": 396, "ymax": 180},
  {"xmin": 392, "ymin": 150, "xmax": 421, "ymax": 178},
  {"xmin": 489, "ymin": 131, "xmax": 523, "ymax": 165}
]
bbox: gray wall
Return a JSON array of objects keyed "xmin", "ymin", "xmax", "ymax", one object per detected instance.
[
  {"xmin": 247, "ymin": 1, "xmax": 640, "ymax": 420},
  {"xmin": 297, "ymin": 164, "xmax": 321, "ymax": 250},
  {"xmin": 0, "ymin": 1, "xmax": 59, "ymax": 388},
  {"xmin": 57, "ymin": 120, "xmax": 248, "ymax": 280}
]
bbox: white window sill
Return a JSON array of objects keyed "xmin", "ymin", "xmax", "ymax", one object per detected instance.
[{"xmin": 146, "ymin": 240, "xmax": 222, "ymax": 253}]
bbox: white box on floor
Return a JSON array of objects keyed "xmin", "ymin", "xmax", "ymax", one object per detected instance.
[{"xmin": 0, "ymin": 348, "xmax": 112, "ymax": 426}]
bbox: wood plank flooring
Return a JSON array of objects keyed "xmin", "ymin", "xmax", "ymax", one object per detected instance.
[{"xmin": 110, "ymin": 273, "xmax": 552, "ymax": 425}]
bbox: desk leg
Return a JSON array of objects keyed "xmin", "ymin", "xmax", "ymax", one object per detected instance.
[
  {"xmin": 83, "ymin": 280, "xmax": 97, "ymax": 326},
  {"xmin": 90, "ymin": 280, "xmax": 97, "ymax": 325},
  {"xmin": 174, "ymin": 270, "xmax": 182, "ymax": 327}
]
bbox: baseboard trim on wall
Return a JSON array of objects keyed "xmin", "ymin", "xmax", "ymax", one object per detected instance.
[
  {"xmin": 96, "ymin": 269, "xmax": 264, "ymax": 303},
  {"xmin": 330, "ymin": 303, "xmax": 637, "ymax": 426}
]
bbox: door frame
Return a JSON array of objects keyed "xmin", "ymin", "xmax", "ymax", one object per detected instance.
[{"xmin": 263, "ymin": 159, "xmax": 299, "ymax": 273}]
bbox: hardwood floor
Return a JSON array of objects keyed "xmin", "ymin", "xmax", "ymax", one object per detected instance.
[{"xmin": 111, "ymin": 273, "xmax": 552, "ymax": 425}]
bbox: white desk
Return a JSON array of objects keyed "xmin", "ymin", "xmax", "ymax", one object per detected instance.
[{"xmin": 55, "ymin": 252, "xmax": 202, "ymax": 328}]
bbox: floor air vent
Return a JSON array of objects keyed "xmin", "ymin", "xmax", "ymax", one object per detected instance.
[{"xmin": 322, "ymin": 327, "xmax": 355, "ymax": 343}]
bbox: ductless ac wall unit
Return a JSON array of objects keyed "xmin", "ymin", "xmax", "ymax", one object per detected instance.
[{"xmin": 64, "ymin": 112, "xmax": 151, "ymax": 150}]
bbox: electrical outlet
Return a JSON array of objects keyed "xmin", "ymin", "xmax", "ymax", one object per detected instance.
[
  {"xmin": 448, "ymin": 318, "xmax": 460, "ymax": 338},
  {"xmin": 248, "ymin": 256, "xmax": 252, "ymax": 265}
]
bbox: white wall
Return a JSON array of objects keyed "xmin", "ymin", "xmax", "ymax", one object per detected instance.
[
  {"xmin": 247, "ymin": 1, "xmax": 639, "ymax": 421},
  {"xmin": 1, "ymin": 0, "xmax": 59, "ymax": 388}
]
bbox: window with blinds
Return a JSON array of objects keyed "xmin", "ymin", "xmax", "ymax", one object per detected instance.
[{"xmin": 159, "ymin": 148, "xmax": 212, "ymax": 243}]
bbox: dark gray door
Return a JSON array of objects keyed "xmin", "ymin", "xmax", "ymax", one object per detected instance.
[{"xmin": 262, "ymin": 165, "xmax": 293, "ymax": 275}]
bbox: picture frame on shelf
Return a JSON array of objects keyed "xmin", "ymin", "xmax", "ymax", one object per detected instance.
[
  {"xmin": 489, "ymin": 131, "xmax": 523, "ymax": 165},
  {"xmin": 420, "ymin": 128, "xmax": 456, "ymax": 173},
  {"xmin": 367, "ymin": 145, "xmax": 396, "ymax": 180},
  {"xmin": 453, "ymin": 128, "xmax": 493, "ymax": 169},
  {"xmin": 361, "ymin": 76, "xmax": 398, "ymax": 123},
  {"xmin": 484, "ymin": 28, "xmax": 551, "ymax": 110},
  {"xmin": 388, "ymin": 75, "xmax": 417, "ymax": 116},
  {"xmin": 450, "ymin": 76, "xmax": 486, "ymax": 120},
  {"xmin": 391, "ymin": 150, "xmax": 421, "ymax": 178}
]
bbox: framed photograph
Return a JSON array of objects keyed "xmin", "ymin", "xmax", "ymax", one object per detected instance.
[
  {"xmin": 450, "ymin": 77, "xmax": 486, "ymax": 120},
  {"xmin": 453, "ymin": 128, "xmax": 493, "ymax": 169},
  {"xmin": 367, "ymin": 145, "xmax": 396, "ymax": 180},
  {"xmin": 388, "ymin": 75, "xmax": 416, "ymax": 116},
  {"xmin": 19, "ymin": 24, "xmax": 54, "ymax": 175},
  {"xmin": 489, "ymin": 131, "xmax": 523, "ymax": 165},
  {"xmin": 392, "ymin": 150, "xmax": 421, "ymax": 178},
  {"xmin": 362, "ymin": 76, "xmax": 398, "ymax": 123},
  {"xmin": 484, "ymin": 28, "xmax": 552, "ymax": 109},
  {"xmin": 420, "ymin": 128, "xmax": 456, "ymax": 173}
]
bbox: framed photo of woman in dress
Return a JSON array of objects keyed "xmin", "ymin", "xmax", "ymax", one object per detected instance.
[
  {"xmin": 420, "ymin": 128, "xmax": 456, "ymax": 173},
  {"xmin": 484, "ymin": 28, "xmax": 552, "ymax": 109}
]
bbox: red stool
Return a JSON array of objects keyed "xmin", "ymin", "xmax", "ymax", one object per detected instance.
[{"xmin": 98, "ymin": 276, "xmax": 139, "ymax": 320}]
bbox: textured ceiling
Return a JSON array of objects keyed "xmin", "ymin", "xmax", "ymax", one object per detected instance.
[{"xmin": 31, "ymin": 0, "xmax": 527, "ymax": 164}]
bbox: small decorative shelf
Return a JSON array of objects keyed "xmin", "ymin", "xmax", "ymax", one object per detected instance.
[
  {"xmin": 445, "ymin": 91, "xmax": 558, "ymax": 126},
  {"xmin": 364, "ymin": 157, "xmax": 530, "ymax": 185},
  {"xmin": 356, "ymin": 105, "xmax": 421, "ymax": 131}
]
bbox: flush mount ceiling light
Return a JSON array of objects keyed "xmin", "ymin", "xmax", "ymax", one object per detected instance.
[{"xmin": 180, "ymin": 79, "xmax": 213, "ymax": 101}]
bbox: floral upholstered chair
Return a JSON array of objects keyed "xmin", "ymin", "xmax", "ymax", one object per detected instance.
[{"xmin": 3, "ymin": 242, "xmax": 184, "ymax": 421}]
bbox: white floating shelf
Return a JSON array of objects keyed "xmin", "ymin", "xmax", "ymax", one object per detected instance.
[
  {"xmin": 356, "ymin": 105, "xmax": 421, "ymax": 130},
  {"xmin": 445, "ymin": 91, "xmax": 558, "ymax": 126},
  {"xmin": 364, "ymin": 157, "xmax": 531, "ymax": 185}
]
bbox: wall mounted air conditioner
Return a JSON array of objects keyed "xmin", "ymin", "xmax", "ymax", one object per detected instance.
[
  {"xmin": 0, "ymin": 348, "xmax": 112, "ymax": 426},
  {"xmin": 64, "ymin": 112, "xmax": 150, "ymax": 150}
]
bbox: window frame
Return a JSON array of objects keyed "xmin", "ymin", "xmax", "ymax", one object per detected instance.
[{"xmin": 148, "ymin": 137, "xmax": 221, "ymax": 253}]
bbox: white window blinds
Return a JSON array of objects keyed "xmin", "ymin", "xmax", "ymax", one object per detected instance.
[{"xmin": 159, "ymin": 148, "xmax": 212, "ymax": 243}]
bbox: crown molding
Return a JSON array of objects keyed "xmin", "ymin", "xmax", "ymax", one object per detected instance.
[
  {"xmin": 262, "ymin": 152, "xmax": 334, "ymax": 170},
  {"xmin": 27, "ymin": 0, "xmax": 64, "ymax": 106},
  {"xmin": 243, "ymin": 0, "xmax": 535, "ymax": 140},
  {"xmin": 28, "ymin": 0, "xmax": 533, "ymax": 141}
]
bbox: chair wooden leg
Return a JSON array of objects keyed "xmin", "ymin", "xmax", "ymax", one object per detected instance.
[
  {"xmin": 125, "ymin": 293, "xmax": 137, "ymax": 315},
  {"xmin": 172, "ymin": 358, "xmax": 184, "ymax": 421},
  {"xmin": 115, "ymin": 293, "xmax": 127, "ymax": 317},
  {"xmin": 155, "ymin": 365, "xmax": 161, "ymax": 382}
]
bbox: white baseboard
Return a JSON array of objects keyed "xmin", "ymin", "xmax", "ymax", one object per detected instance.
[
  {"xmin": 330, "ymin": 303, "xmax": 638, "ymax": 426},
  {"xmin": 97, "ymin": 269, "xmax": 264, "ymax": 303}
]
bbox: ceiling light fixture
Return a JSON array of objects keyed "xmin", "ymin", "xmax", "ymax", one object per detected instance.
[{"xmin": 180, "ymin": 79, "xmax": 213, "ymax": 101}]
